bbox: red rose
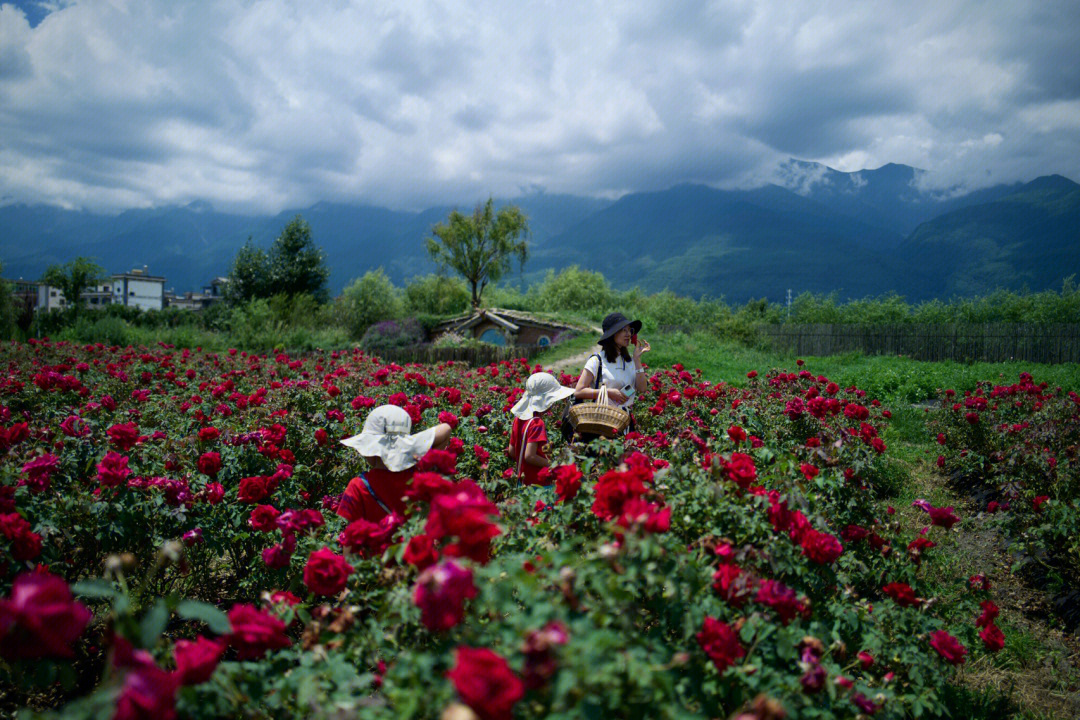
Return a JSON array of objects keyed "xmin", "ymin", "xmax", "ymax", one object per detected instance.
[
  {"xmin": 438, "ymin": 411, "xmax": 459, "ymax": 429},
  {"xmin": 225, "ymin": 604, "xmax": 291, "ymax": 660},
  {"xmin": 447, "ymin": 646, "xmax": 524, "ymax": 720},
  {"xmin": 303, "ymin": 547, "xmax": 353, "ymax": 596},
  {"xmin": 696, "ymin": 616, "xmax": 745, "ymax": 672},
  {"xmin": 0, "ymin": 571, "xmax": 92, "ymax": 659},
  {"xmin": 107, "ymin": 422, "xmax": 142, "ymax": 451},
  {"xmin": 314, "ymin": 428, "xmax": 329, "ymax": 446},
  {"xmin": 616, "ymin": 498, "xmax": 671, "ymax": 534},
  {"xmin": 197, "ymin": 452, "xmax": 222, "ymax": 477},
  {"xmin": 174, "ymin": 635, "xmax": 225, "ymax": 685},
  {"xmin": 276, "ymin": 508, "xmax": 324, "ymax": 536},
  {"xmin": 841, "ymin": 525, "xmax": 869, "ymax": 542},
  {"xmin": 405, "ymin": 472, "xmax": 455, "ymax": 504},
  {"xmin": 882, "ymin": 581, "xmax": 921, "ymax": 607},
  {"xmin": 800, "ymin": 529, "xmax": 843, "ymax": 564},
  {"xmin": 927, "ymin": 505, "xmax": 960, "ymax": 529},
  {"xmin": 755, "ymin": 579, "xmax": 809, "ymax": 625},
  {"xmin": 522, "ymin": 621, "xmax": 569, "ymax": 690},
  {"xmin": 727, "ymin": 425, "xmax": 747, "ymax": 444},
  {"xmin": 1, "ymin": 512, "xmax": 42, "ymax": 561},
  {"xmin": 426, "ymin": 481, "xmax": 500, "ymax": 564},
  {"xmin": 722, "ymin": 452, "xmax": 757, "ymax": 489},
  {"xmin": 338, "ymin": 514, "xmax": 402, "ymax": 558},
  {"xmin": 21, "ymin": 453, "xmax": 59, "ymax": 492},
  {"xmin": 929, "ymin": 629, "xmax": 967, "ymax": 665},
  {"xmin": 403, "ymin": 533, "xmax": 440, "ymax": 570},
  {"xmin": 114, "ymin": 662, "xmax": 179, "ymax": 720},
  {"xmin": 416, "ymin": 448, "xmax": 458, "ymax": 476},
  {"xmin": 711, "ymin": 563, "xmax": 755, "ymax": 608},
  {"xmin": 237, "ymin": 476, "xmax": 269, "ymax": 503},
  {"xmin": 1032, "ymin": 495, "xmax": 1049, "ymax": 512},
  {"xmin": 203, "ymin": 482, "xmax": 225, "ymax": 504},
  {"xmin": 198, "ymin": 427, "xmax": 220, "ymax": 442},
  {"xmin": 553, "ymin": 465, "xmax": 582, "ymax": 503},
  {"xmin": 591, "ymin": 469, "xmax": 648, "ymax": 521},
  {"xmin": 414, "ymin": 559, "xmax": 477, "ymax": 631},
  {"xmin": 248, "ymin": 505, "xmax": 281, "ymax": 532},
  {"xmin": 97, "ymin": 451, "xmax": 131, "ymax": 488},
  {"xmin": 799, "ymin": 463, "xmax": 819, "ymax": 481},
  {"xmin": 979, "ymin": 623, "xmax": 1005, "ymax": 652},
  {"xmin": 261, "ymin": 534, "xmax": 296, "ymax": 569},
  {"xmin": 975, "ymin": 600, "xmax": 999, "ymax": 628}
]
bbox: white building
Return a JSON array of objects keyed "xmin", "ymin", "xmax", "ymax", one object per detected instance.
[
  {"xmin": 111, "ymin": 267, "xmax": 165, "ymax": 311},
  {"xmin": 35, "ymin": 266, "xmax": 166, "ymax": 312}
]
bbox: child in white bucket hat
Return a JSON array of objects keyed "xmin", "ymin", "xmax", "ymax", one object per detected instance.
[
  {"xmin": 337, "ymin": 405, "xmax": 452, "ymax": 523},
  {"xmin": 507, "ymin": 372, "xmax": 575, "ymax": 485}
]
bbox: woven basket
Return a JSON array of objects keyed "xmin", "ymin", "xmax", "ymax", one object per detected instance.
[{"xmin": 568, "ymin": 385, "xmax": 630, "ymax": 438}]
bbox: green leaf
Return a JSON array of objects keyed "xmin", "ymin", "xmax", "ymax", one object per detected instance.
[
  {"xmin": 140, "ymin": 600, "xmax": 170, "ymax": 649},
  {"xmin": 176, "ymin": 600, "xmax": 232, "ymax": 635},
  {"xmin": 72, "ymin": 579, "xmax": 118, "ymax": 600}
]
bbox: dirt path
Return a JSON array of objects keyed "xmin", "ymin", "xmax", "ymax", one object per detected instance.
[{"xmin": 547, "ymin": 346, "xmax": 598, "ymax": 373}]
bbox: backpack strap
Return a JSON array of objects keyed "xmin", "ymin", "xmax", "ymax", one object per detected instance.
[
  {"xmin": 358, "ymin": 472, "xmax": 393, "ymax": 516},
  {"xmin": 515, "ymin": 418, "xmax": 537, "ymax": 481},
  {"xmin": 590, "ymin": 353, "xmax": 603, "ymax": 390}
]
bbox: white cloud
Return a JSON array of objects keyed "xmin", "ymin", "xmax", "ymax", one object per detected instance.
[{"xmin": 0, "ymin": 0, "xmax": 1077, "ymax": 212}]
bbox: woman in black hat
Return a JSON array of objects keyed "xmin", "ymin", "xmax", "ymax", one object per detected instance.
[{"xmin": 572, "ymin": 312, "xmax": 650, "ymax": 430}]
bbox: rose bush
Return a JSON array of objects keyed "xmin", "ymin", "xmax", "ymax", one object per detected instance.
[
  {"xmin": 0, "ymin": 341, "xmax": 1023, "ymax": 718},
  {"xmin": 930, "ymin": 372, "xmax": 1080, "ymax": 622}
]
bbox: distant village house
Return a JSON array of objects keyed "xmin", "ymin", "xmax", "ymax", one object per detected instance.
[
  {"xmin": 163, "ymin": 277, "xmax": 228, "ymax": 311},
  {"xmin": 431, "ymin": 308, "xmax": 584, "ymax": 347},
  {"xmin": 30, "ymin": 266, "xmax": 167, "ymax": 312}
]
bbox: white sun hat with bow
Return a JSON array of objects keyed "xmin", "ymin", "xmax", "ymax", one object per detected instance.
[
  {"xmin": 340, "ymin": 405, "xmax": 436, "ymax": 472},
  {"xmin": 510, "ymin": 372, "xmax": 575, "ymax": 420}
]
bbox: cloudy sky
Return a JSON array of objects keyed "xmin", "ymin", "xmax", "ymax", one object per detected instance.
[{"xmin": 1, "ymin": 0, "xmax": 1078, "ymax": 213}]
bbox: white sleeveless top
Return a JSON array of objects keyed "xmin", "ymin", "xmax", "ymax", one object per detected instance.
[{"xmin": 583, "ymin": 354, "xmax": 639, "ymax": 409}]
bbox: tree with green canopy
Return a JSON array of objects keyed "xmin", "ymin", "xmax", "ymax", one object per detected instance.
[
  {"xmin": 425, "ymin": 198, "xmax": 529, "ymax": 308},
  {"xmin": 268, "ymin": 215, "xmax": 330, "ymax": 303},
  {"xmin": 225, "ymin": 216, "xmax": 330, "ymax": 304},
  {"xmin": 0, "ymin": 262, "xmax": 15, "ymax": 339},
  {"xmin": 41, "ymin": 257, "xmax": 105, "ymax": 318},
  {"xmin": 223, "ymin": 238, "xmax": 270, "ymax": 304}
]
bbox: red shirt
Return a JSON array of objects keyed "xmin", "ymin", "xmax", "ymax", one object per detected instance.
[
  {"xmin": 337, "ymin": 467, "xmax": 413, "ymax": 523},
  {"xmin": 509, "ymin": 416, "xmax": 549, "ymax": 485}
]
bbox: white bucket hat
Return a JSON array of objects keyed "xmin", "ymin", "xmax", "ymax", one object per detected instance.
[
  {"xmin": 510, "ymin": 372, "xmax": 575, "ymax": 420},
  {"xmin": 340, "ymin": 405, "xmax": 437, "ymax": 472}
]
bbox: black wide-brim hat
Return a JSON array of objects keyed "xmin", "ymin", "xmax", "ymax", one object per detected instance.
[{"xmin": 598, "ymin": 312, "xmax": 643, "ymax": 343}]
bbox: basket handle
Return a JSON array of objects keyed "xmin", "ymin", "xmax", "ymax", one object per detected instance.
[{"xmin": 597, "ymin": 383, "xmax": 610, "ymax": 406}]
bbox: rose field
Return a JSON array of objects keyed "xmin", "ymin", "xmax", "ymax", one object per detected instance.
[{"xmin": 1, "ymin": 339, "xmax": 1078, "ymax": 719}]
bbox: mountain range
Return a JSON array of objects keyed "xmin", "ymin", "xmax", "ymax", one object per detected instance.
[{"xmin": 1, "ymin": 161, "xmax": 1077, "ymax": 304}]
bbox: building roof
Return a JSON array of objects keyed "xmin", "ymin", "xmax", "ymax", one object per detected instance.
[
  {"xmin": 432, "ymin": 308, "xmax": 593, "ymax": 335},
  {"xmin": 112, "ymin": 272, "xmax": 166, "ymax": 282}
]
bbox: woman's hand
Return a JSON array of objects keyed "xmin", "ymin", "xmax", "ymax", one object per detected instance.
[
  {"xmin": 633, "ymin": 337, "xmax": 651, "ymax": 360},
  {"xmin": 605, "ymin": 388, "xmax": 629, "ymax": 404}
]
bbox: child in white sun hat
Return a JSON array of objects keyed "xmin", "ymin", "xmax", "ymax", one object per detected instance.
[
  {"xmin": 507, "ymin": 372, "xmax": 575, "ymax": 485},
  {"xmin": 337, "ymin": 405, "xmax": 453, "ymax": 523}
]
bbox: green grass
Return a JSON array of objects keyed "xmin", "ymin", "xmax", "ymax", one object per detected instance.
[{"xmin": 646, "ymin": 330, "xmax": 1080, "ymax": 404}]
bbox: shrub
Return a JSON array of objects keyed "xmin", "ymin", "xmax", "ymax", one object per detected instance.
[
  {"xmin": 360, "ymin": 318, "xmax": 425, "ymax": 351},
  {"xmin": 338, "ymin": 269, "xmax": 404, "ymax": 339},
  {"xmin": 532, "ymin": 266, "xmax": 615, "ymax": 314}
]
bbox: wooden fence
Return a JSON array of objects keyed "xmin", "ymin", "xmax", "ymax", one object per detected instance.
[
  {"xmin": 369, "ymin": 344, "xmax": 546, "ymax": 366},
  {"xmin": 757, "ymin": 324, "xmax": 1080, "ymax": 364}
]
